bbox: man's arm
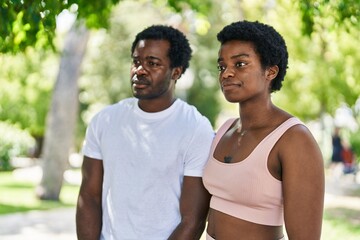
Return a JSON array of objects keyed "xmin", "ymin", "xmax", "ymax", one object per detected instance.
[
  {"xmin": 168, "ymin": 176, "xmax": 211, "ymax": 240},
  {"xmin": 76, "ymin": 156, "xmax": 104, "ymax": 240}
]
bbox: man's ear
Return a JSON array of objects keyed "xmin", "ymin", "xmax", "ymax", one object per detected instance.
[
  {"xmin": 266, "ymin": 65, "xmax": 279, "ymax": 81},
  {"xmin": 171, "ymin": 67, "xmax": 183, "ymax": 80}
]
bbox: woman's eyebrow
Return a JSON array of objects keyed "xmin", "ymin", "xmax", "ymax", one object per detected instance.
[{"xmin": 218, "ymin": 53, "xmax": 250, "ymax": 63}]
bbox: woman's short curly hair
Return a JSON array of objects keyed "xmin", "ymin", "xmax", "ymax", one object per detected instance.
[
  {"xmin": 217, "ymin": 20, "xmax": 288, "ymax": 92},
  {"xmin": 131, "ymin": 25, "xmax": 192, "ymax": 76}
]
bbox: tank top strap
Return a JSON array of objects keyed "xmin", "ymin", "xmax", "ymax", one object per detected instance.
[
  {"xmin": 210, "ymin": 118, "xmax": 237, "ymax": 152},
  {"xmin": 261, "ymin": 117, "xmax": 304, "ymax": 152}
]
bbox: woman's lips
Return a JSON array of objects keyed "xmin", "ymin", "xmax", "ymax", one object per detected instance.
[{"xmin": 221, "ymin": 81, "xmax": 242, "ymax": 91}]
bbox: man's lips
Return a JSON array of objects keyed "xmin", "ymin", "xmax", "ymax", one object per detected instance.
[{"xmin": 132, "ymin": 76, "xmax": 150, "ymax": 88}]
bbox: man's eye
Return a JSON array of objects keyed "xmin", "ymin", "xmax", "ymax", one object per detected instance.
[
  {"xmin": 132, "ymin": 59, "xmax": 140, "ymax": 65},
  {"xmin": 217, "ymin": 65, "xmax": 225, "ymax": 72},
  {"xmin": 146, "ymin": 61, "xmax": 160, "ymax": 67},
  {"xmin": 236, "ymin": 62, "xmax": 246, "ymax": 67}
]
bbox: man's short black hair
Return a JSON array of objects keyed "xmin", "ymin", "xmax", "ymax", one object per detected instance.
[
  {"xmin": 131, "ymin": 25, "xmax": 192, "ymax": 76},
  {"xmin": 217, "ymin": 20, "xmax": 288, "ymax": 92}
]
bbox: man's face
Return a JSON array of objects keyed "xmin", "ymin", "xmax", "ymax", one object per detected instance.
[{"xmin": 130, "ymin": 39, "xmax": 175, "ymax": 100}]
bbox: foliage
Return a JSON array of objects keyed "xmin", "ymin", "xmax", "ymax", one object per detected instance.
[
  {"xmin": 267, "ymin": 0, "xmax": 360, "ymax": 121},
  {"xmin": 0, "ymin": 0, "xmax": 120, "ymax": 53},
  {"xmin": 0, "ymin": 0, "xmax": 216, "ymax": 53},
  {"xmin": 165, "ymin": 0, "xmax": 213, "ymax": 14},
  {"xmin": 184, "ymin": 0, "xmax": 229, "ymax": 126},
  {"xmin": 350, "ymin": 131, "xmax": 360, "ymax": 162},
  {"xmin": 0, "ymin": 171, "xmax": 79, "ymax": 214},
  {"xmin": 286, "ymin": 0, "xmax": 360, "ymax": 129},
  {"xmin": 0, "ymin": 122, "xmax": 35, "ymax": 171},
  {"xmin": 0, "ymin": 48, "xmax": 56, "ymax": 137},
  {"xmin": 1, "ymin": 0, "xmax": 358, "ymax": 132},
  {"xmin": 299, "ymin": 0, "xmax": 360, "ymax": 36}
]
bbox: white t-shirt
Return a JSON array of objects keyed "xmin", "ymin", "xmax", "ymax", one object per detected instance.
[{"xmin": 83, "ymin": 98, "xmax": 214, "ymax": 240}]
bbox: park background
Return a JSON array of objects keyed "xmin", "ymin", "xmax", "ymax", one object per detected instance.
[{"xmin": 1, "ymin": 0, "xmax": 360, "ymax": 239}]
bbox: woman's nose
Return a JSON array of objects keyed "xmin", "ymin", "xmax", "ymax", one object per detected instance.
[{"xmin": 221, "ymin": 67, "xmax": 235, "ymax": 79}]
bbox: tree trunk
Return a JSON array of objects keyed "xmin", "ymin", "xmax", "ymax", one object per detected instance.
[{"xmin": 36, "ymin": 22, "xmax": 90, "ymax": 201}]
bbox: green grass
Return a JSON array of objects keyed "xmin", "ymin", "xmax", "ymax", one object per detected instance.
[
  {"xmin": 0, "ymin": 171, "xmax": 80, "ymax": 215},
  {"xmin": 321, "ymin": 207, "xmax": 360, "ymax": 239},
  {"xmin": 1, "ymin": 171, "xmax": 360, "ymax": 239}
]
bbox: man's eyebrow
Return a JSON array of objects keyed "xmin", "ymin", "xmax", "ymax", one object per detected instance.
[
  {"xmin": 131, "ymin": 55, "xmax": 161, "ymax": 61},
  {"xmin": 217, "ymin": 53, "xmax": 250, "ymax": 63},
  {"xmin": 146, "ymin": 56, "xmax": 161, "ymax": 61}
]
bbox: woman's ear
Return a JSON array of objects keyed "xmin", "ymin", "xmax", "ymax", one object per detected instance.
[{"xmin": 266, "ymin": 65, "xmax": 279, "ymax": 81}]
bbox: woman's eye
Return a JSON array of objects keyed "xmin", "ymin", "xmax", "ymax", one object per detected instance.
[{"xmin": 217, "ymin": 65, "xmax": 225, "ymax": 72}]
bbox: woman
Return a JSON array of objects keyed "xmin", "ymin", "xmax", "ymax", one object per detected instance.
[{"xmin": 203, "ymin": 20, "xmax": 325, "ymax": 240}]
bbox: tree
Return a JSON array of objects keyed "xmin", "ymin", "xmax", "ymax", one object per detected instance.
[
  {"xmin": 3, "ymin": 0, "xmax": 358, "ymax": 200},
  {"xmin": 0, "ymin": 0, "xmax": 117, "ymax": 53},
  {"xmin": 295, "ymin": 0, "xmax": 360, "ymax": 116},
  {"xmin": 0, "ymin": 48, "xmax": 59, "ymax": 157},
  {"xmin": 298, "ymin": 0, "xmax": 360, "ymax": 36},
  {"xmin": 270, "ymin": 0, "xmax": 360, "ymax": 123},
  {"xmin": 266, "ymin": 0, "xmax": 360, "ymax": 157},
  {"xmin": 36, "ymin": 23, "xmax": 90, "ymax": 199},
  {"xmin": 2, "ymin": 0, "xmax": 122, "ymax": 200},
  {"xmin": 1, "ymin": 0, "xmax": 214, "ymax": 53},
  {"xmin": 1, "ymin": 0, "xmax": 214, "ymax": 201}
]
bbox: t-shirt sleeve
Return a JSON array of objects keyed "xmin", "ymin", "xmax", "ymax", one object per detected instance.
[
  {"xmin": 82, "ymin": 113, "xmax": 103, "ymax": 160},
  {"xmin": 183, "ymin": 118, "xmax": 215, "ymax": 177}
]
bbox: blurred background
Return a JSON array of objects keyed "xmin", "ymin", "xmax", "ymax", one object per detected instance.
[{"xmin": 0, "ymin": 0, "xmax": 359, "ymax": 239}]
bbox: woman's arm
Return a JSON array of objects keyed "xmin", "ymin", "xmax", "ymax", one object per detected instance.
[{"xmin": 281, "ymin": 125, "xmax": 325, "ymax": 240}]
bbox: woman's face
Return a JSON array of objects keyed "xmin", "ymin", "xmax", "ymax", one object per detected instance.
[{"xmin": 217, "ymin": 40, "xmax": 273, "ymax": 103}]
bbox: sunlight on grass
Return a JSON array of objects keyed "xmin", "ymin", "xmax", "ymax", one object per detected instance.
[
  {"xmin": 322, "ymin": 218, "xmax": 360, "ymax": 239},
  {"xmin": 1, "ymin": 170, "xmax": 360, "ymax": 239},
  {"xmin": 0, "ymin": 171, "xmax": 80, "ymax": 215},
  {"xmin": 321, "ymin": 209, "xmax": 360, "ymax": 239}
]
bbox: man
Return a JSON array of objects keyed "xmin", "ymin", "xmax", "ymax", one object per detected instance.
[{"xmin": 76, "ymin": 25, "xmax": 214, "ymax": 240}]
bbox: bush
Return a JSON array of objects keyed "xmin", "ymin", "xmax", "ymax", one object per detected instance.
[
  {"xmin": 350, "ymin": 130, "xmax": 360, "ymax": 163},
  {"xmin": 0, "ymin": 122, "xmax": 35, "ymax": 171}
]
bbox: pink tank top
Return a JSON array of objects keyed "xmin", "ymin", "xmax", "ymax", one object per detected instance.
[{"xmin": 203, "ymin": 117, "xmax": 303, "ymax": 226}]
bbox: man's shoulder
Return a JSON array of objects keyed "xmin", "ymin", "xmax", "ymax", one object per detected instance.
[
  {"xmin": 176, "ymin": 99, "xmax": 203, "ymax": 115},
  {"xmin": 91, "ymin": 98, "xmax": 136, "ymax": 121},
  {"xmin": 176, "ymin": 100, "xmax": 208, "ymax": 119},
  {"xmin": 175, "ymin": 99, "xmax": 213, "ymax": 131},
  {"xmin": 101, "ymin": 98, "xmax": 135, "ymax": 111}
]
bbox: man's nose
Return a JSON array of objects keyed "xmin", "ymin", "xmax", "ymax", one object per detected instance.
[{"xmin": 135, "ymin": 64, "xmax": 147, "ymax": 75}]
